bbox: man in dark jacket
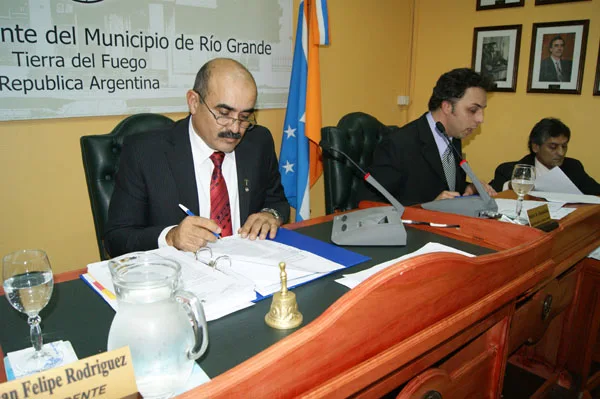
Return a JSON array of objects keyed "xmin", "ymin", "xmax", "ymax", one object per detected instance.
[{"xmin": 490, "ymin": 118, "xmax": 600, "ymax": 195}]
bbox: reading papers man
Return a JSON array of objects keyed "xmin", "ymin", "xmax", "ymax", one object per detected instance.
[
  {"xmin": 358, "ymin": 68, "xmax": 496, "ymax": 206},
  {"xmin": 490, "ymin": 118, "xmax": 600, "ymax": 195},
  {"xmin": 104, "ymin": 58, "xmax": 290, "ymax": 257}
]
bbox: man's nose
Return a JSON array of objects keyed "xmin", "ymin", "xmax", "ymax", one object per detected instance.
[
  {"xmin": 230, "ymin": 119, "xmax": 242, "ymax": 133},
  {"xmin": 556, "ymin": 146, "xmax": 566, "ymax": 156}
]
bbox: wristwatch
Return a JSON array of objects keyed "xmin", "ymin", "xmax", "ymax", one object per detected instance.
[{"xmin": 261, "ymin": 208, "xmax": 283, "ymax": 224}]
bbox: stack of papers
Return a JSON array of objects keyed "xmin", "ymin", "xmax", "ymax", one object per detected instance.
[
  {"xmin": 83, "ymin": 232, "xmax": 363, "ymax": 321},
  {"xmin": 494, "ymin": 198, "xmax": 577, "ymax": 222},
  {"xmin": 85, "ymin": 246, "xmax": 258, "ymax": 321},
  {"xmin": 205, "ymin": 235, "xmax": 345, "ymax": 296}
]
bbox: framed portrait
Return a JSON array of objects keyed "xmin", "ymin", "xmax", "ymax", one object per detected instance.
[
  {"xmin": 594, "ymin": 42, "xmax": 600, "ymax": 96},
  {"xmin": 527, "ymin": 20, "xmax": 589, "ymax": 94},
  {"xmin": 476, "ymin": 0, "xmax": 524, "ymax": 11},
  {"xmin": 535, "ymin": 0, "xmax": 591, "ymax": 5},
  {"xmin": 472, "ymin": 25, "xmax": 522, "ymax": 92}
]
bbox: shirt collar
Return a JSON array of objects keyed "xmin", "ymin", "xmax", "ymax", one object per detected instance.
[
  {"xmin": 426, "ymin": 112, "xmax": 450, "ymax": 157},
  {"xmin": 188, "ymin": 118, "xmax": 235, "ymax": 162}
]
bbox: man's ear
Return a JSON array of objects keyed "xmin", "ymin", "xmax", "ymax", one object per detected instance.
[
  {"xmin": 531, "ymin": 143, "xmax": 540, "ymax": 154},
  {"xmin": 441, "ymin": 100, "xmax": 453, "ymax": 116},
  {"xmin": 186, "ymin": 90, "xmax": 199, "ymax": 114}
]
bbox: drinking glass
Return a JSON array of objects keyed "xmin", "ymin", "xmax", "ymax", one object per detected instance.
[
  {"xmin": 511, "ymin": 164, "xmax": 536, "ymax": 224},
  {"xmin": 2, "ymin": 249, "xmax": 56, "ymax": 374}
]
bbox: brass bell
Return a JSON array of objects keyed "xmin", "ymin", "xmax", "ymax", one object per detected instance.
[{"xmin": 265, "ymin": 262, "xmax": 303, "ymax": 329}]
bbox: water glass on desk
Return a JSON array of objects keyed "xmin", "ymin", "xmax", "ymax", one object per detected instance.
[
  {"xmin": 511, "ymin": 164, "xmax": 536, "ymax": 224},
  {"xmin": 2, "ymin": 249, "xmax": 61, "ymax": 375}
]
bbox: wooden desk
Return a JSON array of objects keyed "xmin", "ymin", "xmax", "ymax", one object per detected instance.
[
  {"xmin": 1, "ymin": 203, "xmax": 598, "ymax": 398},
  {"xmin": 183, "ymin": 203, "xmax": 599, "ymax": 398}
]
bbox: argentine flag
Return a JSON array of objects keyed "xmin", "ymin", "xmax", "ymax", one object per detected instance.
[{"xmin": 279, "ymin": 0, "xmax": 329, "ymax": 222}]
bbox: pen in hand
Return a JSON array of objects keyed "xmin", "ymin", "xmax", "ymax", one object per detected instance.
[{"xmin": 178, "ymin": 203, "xmax": 221, "ymax": 239}]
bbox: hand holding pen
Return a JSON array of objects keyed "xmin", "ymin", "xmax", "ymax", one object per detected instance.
[
  {"xmin": 164, "ymin": 204, "xmax": 221, "ymax": 253},
  {"xmin": 178, "ymin": 204, "xmax": 221, "ymax": 239}
]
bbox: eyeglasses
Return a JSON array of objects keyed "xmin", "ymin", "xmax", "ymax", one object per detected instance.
[{"xmin": 194, "ymin": 90, "xmax": 256, "ymax": 131}]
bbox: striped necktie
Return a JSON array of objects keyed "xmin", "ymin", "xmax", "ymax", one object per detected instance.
[{"xmin": 442, "ymin": 145, "xmax": 456, "ymax": 191}]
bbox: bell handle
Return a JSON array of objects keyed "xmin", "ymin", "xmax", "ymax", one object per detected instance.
[{"xmin": 175, "ymin": 290, "xmax": 209, "ymax": 360}]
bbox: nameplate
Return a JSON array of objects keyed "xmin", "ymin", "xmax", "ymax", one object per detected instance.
[
  {"xmin": 0, "ymin": 346, "xmax": 137, "ymax": 399},
  {"xmin": 527, "ymin": 204, "xmax": 558, "ymax": 232},
  {"xmin": 548, "ymin": 84, "xmax": 561, "ymax": 90}
]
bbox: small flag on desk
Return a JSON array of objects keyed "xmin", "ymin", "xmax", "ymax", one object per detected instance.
[{"xmin": 279, "ymin": 0, "xmax": 330, "ymax": 222}]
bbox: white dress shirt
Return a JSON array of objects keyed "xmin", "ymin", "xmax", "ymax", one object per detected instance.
[{"xmin": 158, "ymin": 119, "xmax": 241, "ymax": 247}]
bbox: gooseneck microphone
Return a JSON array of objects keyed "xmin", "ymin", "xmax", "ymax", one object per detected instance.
[
  {"xmin": 319, "ymin": 140, "xmax": 405, "ymax": 215},
  {"xmin": 319, "ymin": 140, "xmax": 407, "ymax": 246},
  {"xmin": 419, "ymin": 122, "xmax": 498, "ymax": 217}
]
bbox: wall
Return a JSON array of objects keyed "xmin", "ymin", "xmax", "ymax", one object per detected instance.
[
  {"xmin": 0, "ymin": 0, "xmax": 411, "ymax": 273},
  {"xmin": 408, "ymin": 0, "xmax": 600, "ymax": 185}
]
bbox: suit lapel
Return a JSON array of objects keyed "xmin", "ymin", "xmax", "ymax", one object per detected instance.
[
  {"xmin": 165, "ymin": 117, "xmax": 200, "ymax": 215},
  {"xmin": 234, "ymin": 142, "xmax": 251, "ymax": 223},
  {"xmin": 417, "ymin": 115, "xmax": 447, "ymax": 185}
]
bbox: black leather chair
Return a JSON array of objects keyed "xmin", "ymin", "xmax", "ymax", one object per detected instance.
[
  {"xmin": 80, "ymin": 113, "xmax": 174, "ymax": 260},
  {"xmin": 321, "ymin": 112, "xmax": 391, "ymax": 214}
]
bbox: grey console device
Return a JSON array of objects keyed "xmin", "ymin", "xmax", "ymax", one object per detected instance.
[
  {"xmin": 320, "ymin": 141, "xmax": 407, "ymax": 246},
  {"xmin": 421, "ymin": 122, "xmax": 498, "ymax": 218}
]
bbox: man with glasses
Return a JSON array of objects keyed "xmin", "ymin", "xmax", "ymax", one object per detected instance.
[{"xmin": 104, "ymin": 58, "xmax": 290, "ymax": 257}]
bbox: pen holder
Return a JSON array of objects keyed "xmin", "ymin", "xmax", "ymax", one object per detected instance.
[{"xmin": 265, "ymin": 262, "xmax": 303, "ymax": 330}]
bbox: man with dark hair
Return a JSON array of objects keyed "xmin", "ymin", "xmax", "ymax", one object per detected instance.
[
  {"xmin": 539, "ymin": 36, "xmax": 573, "ymax": 82},
  {"xmin": 104, "ymin": 58, "xmax": 290, "ymax": 257},
  {"xmin": 358, "ymin": 68, "xmax": 496, "ymax": 206},
  {"xmin": 490, "ymin": 118, "xmax": 600, "ymax": 195}
]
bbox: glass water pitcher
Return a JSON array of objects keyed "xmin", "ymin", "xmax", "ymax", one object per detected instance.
[{"xmin": 106, "ymin": 253, "xmax": 208, "ymax": 398}]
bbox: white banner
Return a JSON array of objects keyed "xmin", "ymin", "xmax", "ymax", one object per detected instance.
[{"xmin": 0, "ymin": 0, "xmax": 293, "ymax": 121}]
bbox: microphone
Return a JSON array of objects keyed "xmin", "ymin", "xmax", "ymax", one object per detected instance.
[
  {"xmin": 320, "ymin": 140, "xmax": 404, "ymax": 214},
  {"xmin": 320, "ymin": 140, "xmax": 407, "ymax": 246},
  {"xmin": 420, "ymin": 122, "xmax": 498, "ymax": 217}
]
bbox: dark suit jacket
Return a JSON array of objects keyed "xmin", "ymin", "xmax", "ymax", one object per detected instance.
[
  {"xmin": 489, "ymin": 153, "xmax": 600, "ymax": 195},
  {"xmin": 358, "ymin": 113, "xmax": 467, "ymax": 206},
  {"xmin": 104, "ymin": 116, "xmax": 290, "ymax": 257},
  {"xmin": 539, "ymin": 57, "xmax": 572, "ymax": 82}
]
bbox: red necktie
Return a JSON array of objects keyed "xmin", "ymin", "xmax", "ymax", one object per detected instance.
[{"xmin": 209, "ymin": 152, "xmax": 233, "ymax": 237}]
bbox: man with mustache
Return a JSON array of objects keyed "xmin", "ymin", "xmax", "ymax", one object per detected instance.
[
  {"xmin": 104, "ymin": 58, "xmax": 290, "ymax": 257},
  {"xmin": 358, "ymin": 68, "xmax": 496, "ymax": 206},
  {"xmin": 489, "ymin": 118, "xmax": 600, "ymax": 195}
]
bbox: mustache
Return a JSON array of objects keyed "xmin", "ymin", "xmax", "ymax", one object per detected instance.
[{"xmin": 218, "ymin": 130, "xmax": 242, "ymax": 140}]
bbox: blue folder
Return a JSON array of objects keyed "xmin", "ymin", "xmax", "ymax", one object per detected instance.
[{"xmin": 270, "ymin": 227, "xmax": 371, "ymax": 267}]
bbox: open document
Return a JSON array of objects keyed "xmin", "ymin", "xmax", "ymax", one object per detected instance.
[
  {"xmin": 84, "ymin": 247, "xmax": 257, "ymax": 321},
  {"xmin": 336, "ymin": 242, "xmax": 474, "ymax": 289},
  {"xmin": 83, "ymin": 230, "xmax": 368, "ymax": 319}
]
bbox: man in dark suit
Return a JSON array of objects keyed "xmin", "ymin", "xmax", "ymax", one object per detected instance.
[
  {"xmin": 358, "ymin": 68, "xmax": 496, "ymax": 206},
  {"xmin": 489, "ymin": 118, "xmax": 600, "ymax": 195},
  {"xmin": 104, "ymin": 58, "xmax": 290, "ymax": 257},
  {"xmin": 539, "ymin": 36, "xmax": 573, "ymax": 82}
]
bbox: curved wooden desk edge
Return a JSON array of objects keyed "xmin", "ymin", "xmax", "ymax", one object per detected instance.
[{"xmin": 182, "ymin": 233, "xmax": 556, "ymax": 398}]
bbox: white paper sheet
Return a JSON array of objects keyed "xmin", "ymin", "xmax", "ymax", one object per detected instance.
[
  {"xmin": 529, "ymin": 191, "xmax": 600, "ymax": 205},
  {"xmin": 534, "ymin": 167, "xmax": 583, "ymax": 195},
  {"xmin": 336, "ymin": 243, "xmax": 474, "ymax": 289},
  {"xmin": 494, "ymin": 198, "xmax": 576, "ymax": 221}
]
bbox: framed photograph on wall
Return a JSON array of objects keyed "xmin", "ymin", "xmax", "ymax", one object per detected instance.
[
  {"xmin": 594, "ymin": 42, "xmax": 600, "ymax": 96},
  {"xmin": 476, "ymin": 0, "xmax": 524, "ymax": 11},
  {"xmin": 472, "ymin": 25, "xmax": 522, "ymax": 92},
  {"xmin": 527, "ymin": 20, "xmax": 589, "ymax": 94},
  {"xmin": 535, "ymin": 0, "xmax": 591, "ymax": 5}
]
